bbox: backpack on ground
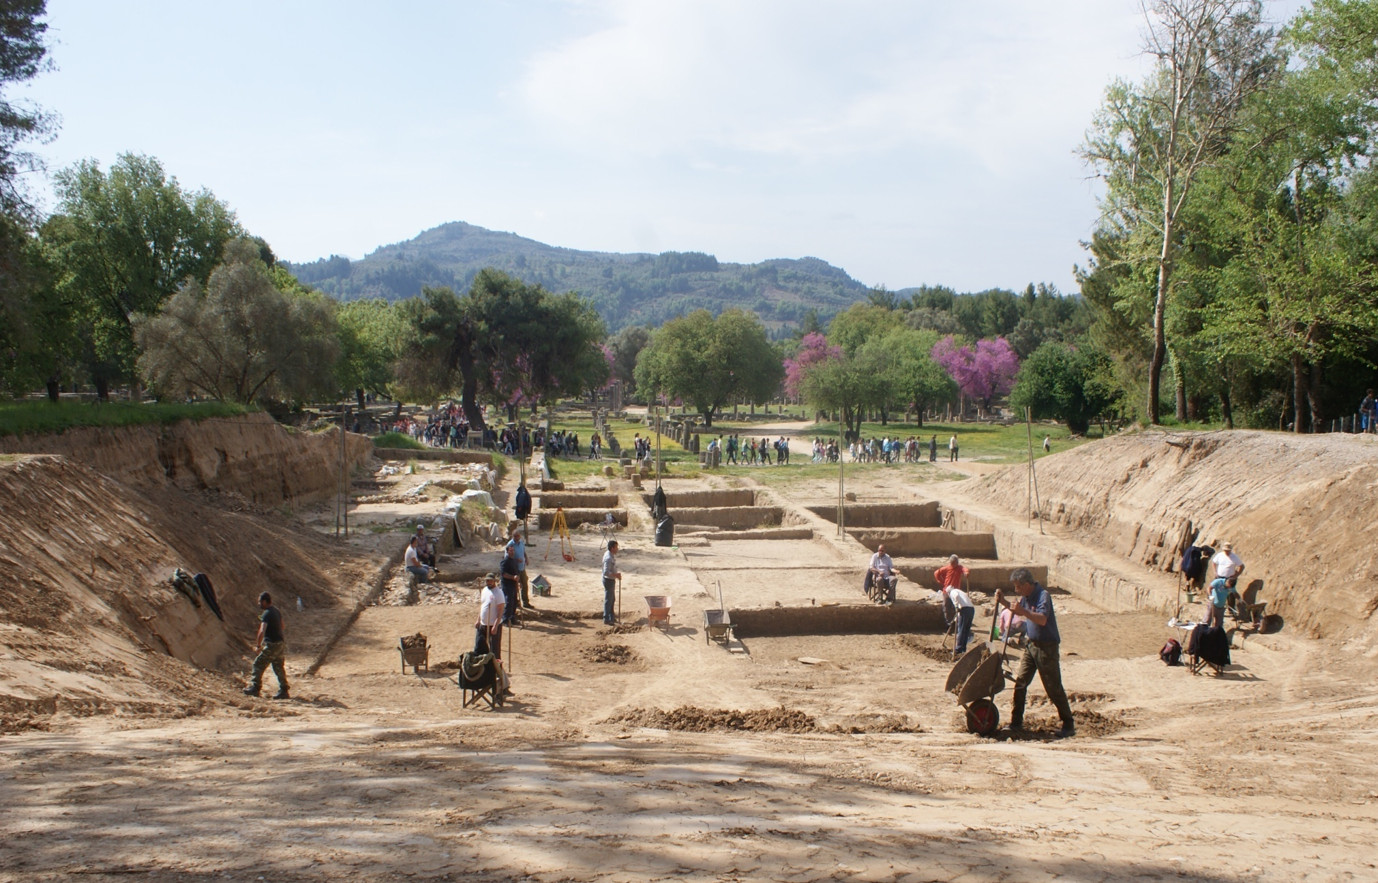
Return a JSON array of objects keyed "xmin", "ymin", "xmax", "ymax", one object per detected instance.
[{"xmin": 1160, "ymin": 638, "xmax": 1182, "ymax": 666}]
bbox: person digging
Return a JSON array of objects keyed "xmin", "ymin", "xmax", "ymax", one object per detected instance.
[{"xmin": 994, "ymin": 569, "xmax": 1073, "ymax": 738}]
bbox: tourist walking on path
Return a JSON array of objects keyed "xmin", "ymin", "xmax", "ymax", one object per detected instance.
[
  {"xmin": 995, "ymin": 568, "xmax": 1074, "ymax": 737},
  {"xmin": 244, "ymin": 592, "xmax": 289, "ymax": 700}
]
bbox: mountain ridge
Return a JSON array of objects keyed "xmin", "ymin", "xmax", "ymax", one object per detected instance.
[{"xmin": 283, "ymin": 221, "xmax": 872, "ymax": 333}]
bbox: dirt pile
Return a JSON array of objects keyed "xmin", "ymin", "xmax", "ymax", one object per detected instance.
[
  {"xmin": 609, "ymin": 705, "xmax": 819, "ymax": 732},
  {"xmin": 0, "ymin": 454, "xmax": 374, "ymax": 728},
  {"xmin": 0, "ymin": 412, "xmax": 373, "ymax": 505},
  {"xmin": 968, "ymin": 430, "xmax": 1378, "ymax": 642}
]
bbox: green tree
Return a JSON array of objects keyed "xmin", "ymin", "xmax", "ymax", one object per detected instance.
[
  {"xmin": 0, "ymin": 0, "xmax": 54, "ymax": 220},
  {"xmin": 0, "ymin": 214, "xmax": 72, "ymax": 398},
  {"xmin": 1082, "ymin": 0, "xmax": 1278, "ymax": 424},
  {"xmin": 1009, "ymin": 341, "xmax": 1118, "ymax": 434},
  {"xmin": 799, "ymin": 352, "xmax": 883, "ymax": 442},
  {"xmin": 133, "ymin": 239, "xmax": 339, "ymax": 405},
  {"xmin": 826, "ymin": 303, "xmax": 893, "ymax": 356},
  {"xmin": 337, "ymin": 298, "xmax": 407, "ymax": 409},
  {"xmin": 43, "ymin": 153, "xmax": 240, "ymax": 398},
  {"xmin": 883, "ymin": 328, "xmax": 957, "ymax": 427},
  {"xmin": 607, "ymin": 324, "xmax": 651, "ymax": 394},
  {"xmin": 397, "ymin": 269, "xmax": 608, "ymax": 427},
  {"xmin": 634, "ymin": 309, "xmax": 782, "ymax": 428}
]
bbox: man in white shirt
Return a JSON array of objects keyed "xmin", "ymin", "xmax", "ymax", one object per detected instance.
[
  {"xmin": 1210, "ymin": 542, "xmax": 1244, "ymax": 580},
  {"xmin": 475, "ymin": 572, "xmax": 505, "ymax": 658},
  {"xmin": 865, "ymin": 544, "xmax": 897, "ymax": 604},
  {"xmin": 405, "ymin": 536, "xmax": 432, "ymax": 583}
]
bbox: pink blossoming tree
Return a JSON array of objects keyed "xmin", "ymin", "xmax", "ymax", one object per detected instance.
[
  {"xmin": 784, "ymin": 332, "xmax": 843, "ymax": 398},
  {"xmin": 931, "ymin": 335, "xmax": 1020, "ymax": 414}
]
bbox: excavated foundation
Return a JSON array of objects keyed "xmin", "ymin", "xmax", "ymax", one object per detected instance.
[
  {"xmin": 807, "ymin": 502, "xmax": 941, "ymax": 528},
  {"xmin": 731, "ymin": 602, "xmax": 946, "ymax": 637},
  {"xmin": 849, "ymin": 528, "xmax": 997, "ymax": 559}
]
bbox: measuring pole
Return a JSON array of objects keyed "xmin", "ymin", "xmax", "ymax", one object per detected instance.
[{"xmin": 837, "ymin": 414, "xmax": 846, "ymax": 537}]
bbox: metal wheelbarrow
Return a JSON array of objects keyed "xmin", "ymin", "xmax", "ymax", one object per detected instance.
[
  {"xmin": 944, "ymin": 627, "xmax": 1010, "ymax": 736},
  {"xmin": 704, "ymin": 581, "xmax": 734, "ymax": 646},
  {"xmin": 645, "ymin": 595, "xmax": 672, "ymax": 630}
]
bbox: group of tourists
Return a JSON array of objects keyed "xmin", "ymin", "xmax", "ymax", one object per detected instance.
[
  {"xmin": 809, "ymin": 438, "xmax": 842, "ymax": 462},
  {"xmin": 709, "ymin": 434, "xmax": 791, "ymax": 465}
]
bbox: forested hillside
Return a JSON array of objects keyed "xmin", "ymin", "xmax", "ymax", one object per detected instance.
[{"xmin": 283, "ymin": 221, "xmax": 870, "ymax": 333}]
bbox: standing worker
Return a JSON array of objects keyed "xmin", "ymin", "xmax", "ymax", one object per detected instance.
[
  {"xmin": 602, "ymin": 540, "xmax": 622, "ymax": 625},
  {"xmin": 243, "ymin": 592, "xmax": 289, "ymax": 700},
  {"xmin": 475, "ymin": 572, "xmax": 504, "ymax": 658},
  {"xmin": 929, "ymin": 434, "xmax": 937, "ymax": 462},
  {"xmin": 499, "ymin": 543, "xmax": 521, "ymax": 626},
  {"xmin": 506, "ymin": 526, "xmax": 532, "ymax": 610},
  {"xmin": 949, "ymin": 433, "xmax": 959, "ymax": 462},
  {"xmin": 995, "ymin": 568, "xmax": 1074, "ymax": 737}
]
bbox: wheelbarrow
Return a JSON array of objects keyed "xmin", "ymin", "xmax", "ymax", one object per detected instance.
[
  {"xmin": 944, "ymin": 640, "xmax": 1008, "ymax": 736},
  {"xmin": 645, "ymin": 595, "xmax": 672, "ymax": 630},
  {"xmin": 399, "ymin": 633, "xmax": 429, "ymax": 674},
  {"xmin": 704, "ymin": 581, "xmax": 734, "ymax": 646}
]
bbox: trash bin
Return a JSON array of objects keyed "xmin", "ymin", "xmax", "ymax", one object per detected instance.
[{"xmin": 655, "ymin": 515, "xmax": 675, "ymax": 547}]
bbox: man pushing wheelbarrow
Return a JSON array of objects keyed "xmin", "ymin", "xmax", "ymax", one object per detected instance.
[{"xmin": 994, "ymin": 568, "xmax": 1075, "ymax": 739}]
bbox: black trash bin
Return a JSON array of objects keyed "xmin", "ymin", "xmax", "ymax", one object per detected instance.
[{"xmin": 655, "ymin": 515, "xmax": 675, "ymax": 547}]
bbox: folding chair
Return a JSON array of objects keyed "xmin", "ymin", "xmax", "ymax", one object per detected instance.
[{"xmin": 458, "ymin": 651, "xmax": 502, "ymax": 710}]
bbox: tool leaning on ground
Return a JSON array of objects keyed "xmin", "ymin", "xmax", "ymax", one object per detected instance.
[{"xmin": 944, "ymin": 608, "xmax": 1014, "ymax": 736}]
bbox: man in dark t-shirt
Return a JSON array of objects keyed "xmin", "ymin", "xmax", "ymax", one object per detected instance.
[
  {"xmin": 244, "ymin": 592, "xmax": 289, "ymax": 700},
  {"xmin": 995, "ymin": 568, "xmax": 1074, "ymax": 737},
  {"xmin": 499, "ymin": 545, "xmax": 521, "ymax": 626}
]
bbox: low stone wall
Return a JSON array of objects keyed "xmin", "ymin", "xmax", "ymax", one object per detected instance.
[
  {"xmin": 731, "ymin": 601, "xmax": 946, "ymax": 637},
  {"xmin": 706, "ymin": 528, "xmax": 815, "ymax": 541},
  {"xmin": 849, "ymin": 528, "xmax": 997, "ymax": 559},
  {"xmin": 806, "ymin": 502, "xmax": 941, "ymax": 528}
]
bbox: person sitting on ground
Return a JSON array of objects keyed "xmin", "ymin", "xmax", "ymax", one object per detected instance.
[
  {"xmin": 413, "ymin": 524, "xmax": 435, "ymax": 568},
  {"xmin": 404, "ymin": 536, "xmax": 432, "ymax": 583},
  {"xmin": 864, "ymin": 544, "xmax": 897, "ymax": 604}
]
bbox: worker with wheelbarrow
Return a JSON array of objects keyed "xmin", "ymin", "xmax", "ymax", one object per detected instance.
[{"xmin": 994, "ymin": 568, "xmax": 1075, "ymax": 739}]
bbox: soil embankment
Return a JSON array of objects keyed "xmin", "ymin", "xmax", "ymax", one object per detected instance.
[
  {"xmin": 0, "ymin": 411, "xmax": 373, "ymax": 505},
  {"xmin": 966, "ymin": 429, "xmax": 1378, "ymax": 643}
]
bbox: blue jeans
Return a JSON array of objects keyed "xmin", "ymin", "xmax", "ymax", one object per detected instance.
[
  {"xmin": 603, "ymin": 578, "xmax": 616, "ymax": 624},
  {"xmin": 955, "ymin": 606, "xmax": 975, "ymax": 654},
  {"xmin": 406, "ymin": 565, "xmax": 430, "ymax": 583}
]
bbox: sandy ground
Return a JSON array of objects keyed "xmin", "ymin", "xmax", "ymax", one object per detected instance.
[{"xmin": 3, "ymin": 432, "xmax": 1378, "ymax": 883}]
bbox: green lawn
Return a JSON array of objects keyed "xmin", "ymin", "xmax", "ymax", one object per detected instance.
[{"xmin": 0, "ymin": 399, "xmax": 253, "ymax": 437}]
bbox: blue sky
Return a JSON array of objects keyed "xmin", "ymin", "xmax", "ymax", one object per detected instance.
[{"xmin": 20, "ymin": 0, "xmax": 1309, "ymax": 295}]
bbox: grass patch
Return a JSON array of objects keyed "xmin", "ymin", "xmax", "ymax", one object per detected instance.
[
  {"xmin": 373, "ymin": 431, "xmax": 425, "ymax": 450},
  {"xmin": 0, "ymin": 399, "xmax": 252, "ymax": 438}
]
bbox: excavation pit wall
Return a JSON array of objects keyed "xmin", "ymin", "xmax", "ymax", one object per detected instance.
[
  {"xmin": 944, "ymin": 506, "xmax": 1167, "ymax": 612},
  {"xmin": 849, "ymin": 528, "xmax": 997, "ymax": 559},
  {"xmin": 541, "ymin": 492, "xmax": 620, "ymax": 510},
  {"xmin": 643, "ymin": 489, "xmax": 758, "ymax": 509},
  {"xmin": 672, "ymin": 506, "xmax": 785, "ymax": 531},
  {"xmin": 899, "ymin": 561, "xmax": 1048, "ymax": 593},
  {"xmin": 731, "ymin": 602, "xmax": 947, "ymax": 638},
  {"xmin": 536, "ymin": 508, "xmax": 628, "ymax": 529},
  {"xmin": 807, "ymin": 502, "xmax": 941, "ymax": 528}
]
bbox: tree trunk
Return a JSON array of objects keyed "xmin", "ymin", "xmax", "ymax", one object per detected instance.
[
  {"xmin": 1220, "ymin": 388, "xmax": 1233, "ymax": 430},
  {"xmin": 1174, "ymin": 365, "xmax": 1188, "ymax": 422},
  {"xmin": 356, "ymin": 388, "xmax": 365, "ymax": 410},
  {"xmin": 1308, "ymin": 360, "xmax": 1323, "ymax": 433},
  {"xmin": 45, "ymin": 376, "xmax": 60, "ymax": 403},
  {"xmin": 95, "ymin": 376, "xmax": 110, "ymax": 402},
  {"xmin": 1291, "ymin": 353, "xmax": 1307, "ymax": 433},
  {"xmin": 1149, "ymin": 179, "xmax": 1176, "ymax": 426},
  {"xmin": 461, "ymin": 373, "xmax": 483, "ymax": 429}
]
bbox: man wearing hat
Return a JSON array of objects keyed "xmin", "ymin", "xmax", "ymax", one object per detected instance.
[
  {"xmin": 475, "ymin": 572, "xmax": 504, "ymax": 658},
  {"xmin": 1209, "ymin": 542, "xmax": 1244, "ymax": 581},
  {"xmin": 506, "ymin": 525, "xmax": 532, "ymax": 609}
]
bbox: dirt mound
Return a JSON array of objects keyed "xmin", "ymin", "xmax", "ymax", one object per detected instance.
[
  {"xmin": 586, "ymin": 643, "xmax": 636, "ymax": 664},
  {"xmin": 0, "ymin": 454, "xmax": 375, "ymax": 726},
  {"xmin": 0, "ymin": 413, "xmax": 373, "ymax": 505},
  {"xmin": 968, "ymin": 430, "xmax": 1378, "ymax": 643},
  {"xmin": 609, "ymin": 705, "xmax": 819, "ymax": 732}
]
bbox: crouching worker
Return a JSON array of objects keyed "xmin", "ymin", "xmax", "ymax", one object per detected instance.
[
  {"xmin": 995, "ymin": 569, "xmax": 1074, "ymax": 738},
  {"xmin": 864, "ymin": 544, "xmax": 897, "ymax": 604},
  {"xmin": 243, "ymin": 592, "xmax": 289, "ymax": 700}
]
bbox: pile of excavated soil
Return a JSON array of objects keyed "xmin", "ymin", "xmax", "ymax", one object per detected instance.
[
  {"xmin": 608, "ymin": 705, "xmax": 819, "ymax": 732},
  {"xmin": 585, "ymin": 642, "xmax": 637, "ymax": 664},
  {"xmin": 967, "ymin": 430, "xmax": 1378, "ymax": 643}
]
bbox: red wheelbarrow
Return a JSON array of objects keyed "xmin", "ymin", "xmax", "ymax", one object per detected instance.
[{"xmin": 944, "ymin": 640, "xmax": 1009, "ymax": 736}]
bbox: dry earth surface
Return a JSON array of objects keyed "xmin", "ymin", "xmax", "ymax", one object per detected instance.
[{"xmin": 1, "ymin": 419, "xmax": 1376, "ymax": 882}]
